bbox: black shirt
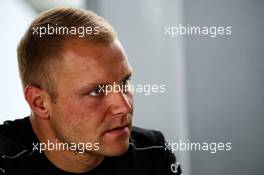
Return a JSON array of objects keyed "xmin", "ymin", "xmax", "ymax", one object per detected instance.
[{"xmin": 0, "ymin": 117, "xmax": 182, "ymax": 175}]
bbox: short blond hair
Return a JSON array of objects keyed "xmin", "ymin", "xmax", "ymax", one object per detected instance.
[{"xmin": 17, "ymin": 7, "xmax": 117, "ymax": 99}]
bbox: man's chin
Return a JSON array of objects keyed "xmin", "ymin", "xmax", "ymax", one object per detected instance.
[{"xmin": 99, "ymin": 138, "xmax": 130, "ymax": 156}]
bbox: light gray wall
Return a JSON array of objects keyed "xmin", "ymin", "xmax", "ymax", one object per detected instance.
[
  {"xmin": 184, "ymin": 0, "xmax": 264, "ymax": 174},
  {"xmin": 0, "ymin": 0, "xmax": 34, "ymax": 123}
]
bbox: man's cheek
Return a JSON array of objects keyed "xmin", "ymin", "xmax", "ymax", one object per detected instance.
[
  {"xmin": 126, "ymin": 93, "xmax": 134, "ymax": 106},
  {"xmin": 81, "ymin": 99, "xmax": 108, "ymax": 114}
]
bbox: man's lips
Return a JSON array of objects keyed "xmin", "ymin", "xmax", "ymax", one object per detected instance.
[
  {"xmin": 107, "ymin": 124, "xmax": 129, "ymax": 132},
  {"xmin": 105, "ymin": 124, "xmax": 130, "ymax": 135}
]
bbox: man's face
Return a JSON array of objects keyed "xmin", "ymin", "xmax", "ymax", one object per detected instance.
[{"xmin": 48, "ymin": 39, "xmax": 134, "ymax": 156}]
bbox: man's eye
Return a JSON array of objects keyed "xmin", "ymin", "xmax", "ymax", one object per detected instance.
[
  {"xmin": 120, "ymin": 79, "xmax": 131, "ymax": 93},
  {"xmin": 121, "ymin": 78, "xmax": 131, "ymax": 86},
  {"xmin": 89, "ymin": 86, "xmax": 104, "ymax": 96}
]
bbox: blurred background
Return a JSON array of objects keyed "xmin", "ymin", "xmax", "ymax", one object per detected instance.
[{"xmin": 1, "ymin": 0, "xmax": 264, "ymax": 175}]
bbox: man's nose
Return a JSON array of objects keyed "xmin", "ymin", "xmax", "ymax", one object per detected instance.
[{"xmin": 108, "ymin": 91, "xmax": 133, "ymax": 116}]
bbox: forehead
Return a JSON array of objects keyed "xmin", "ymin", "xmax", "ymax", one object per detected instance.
[{"xmin": 57, "ymin": 39, "xmax": 132, "ymax": 84}]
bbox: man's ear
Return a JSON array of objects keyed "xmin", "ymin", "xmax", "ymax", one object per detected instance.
[{"xmin": 24, "ymin": 85, "xmax": 51, "ymax": 119}]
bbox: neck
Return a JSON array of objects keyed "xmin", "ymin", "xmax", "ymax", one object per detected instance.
[{"xmin": 30, "ymin": 115, "xmax": 104, "ymax": 173}]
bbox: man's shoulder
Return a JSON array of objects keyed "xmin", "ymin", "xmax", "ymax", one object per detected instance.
[
  {"xmin": 130, "ymin": 126, "xmax": 165, "ymax": 149},
  {"xmin": 0, "ymin": 117, "xmax": 34, "ymax": 155},
  {"xmin": 122, "ymin": 127, "xmax": 182, "ymax": 174},
  {"xmin": 0, "ymin": 117, "xmax": 38, "ymax": 175},
  {"xmin": 0, "ymin": 117, "xmax": 31, "ymax": 141}
]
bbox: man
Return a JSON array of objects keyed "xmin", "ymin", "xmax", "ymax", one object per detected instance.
[{"xmin": 0, "ymin": 7, "xmax": 182, "ymax": 175}]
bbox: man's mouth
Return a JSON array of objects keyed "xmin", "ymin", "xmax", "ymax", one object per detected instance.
[{"xmin": 106, "ymin": 124, "xmax": 130, "ymax": 135}]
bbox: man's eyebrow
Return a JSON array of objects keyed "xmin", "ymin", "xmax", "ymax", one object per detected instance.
[{"xmin": 77, "ymin": 82, "xmax": 106, "ymax": 94}]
